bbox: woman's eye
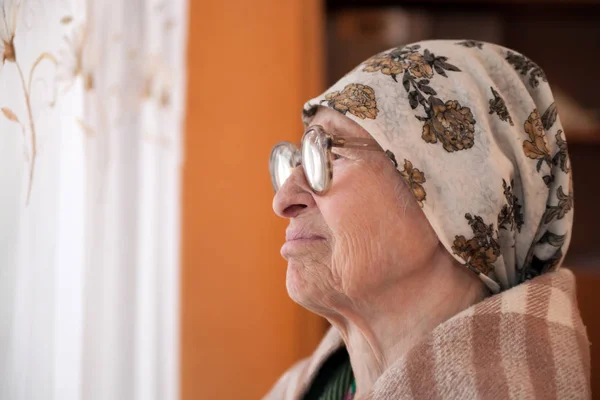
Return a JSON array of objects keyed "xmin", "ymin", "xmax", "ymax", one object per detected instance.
[{"xmin": 332, "ymin": 153, "xmax": 343, "ymax": 160}]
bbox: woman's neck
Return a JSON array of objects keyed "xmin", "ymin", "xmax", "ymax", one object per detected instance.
[{"xmin": 326, "ymin": 258, "xmax": 487, "ymax": 397}]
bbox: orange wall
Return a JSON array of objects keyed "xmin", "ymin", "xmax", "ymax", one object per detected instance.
[{"xmin": 182, "ymin": 1, "xmax": 326, "ymax": 399}]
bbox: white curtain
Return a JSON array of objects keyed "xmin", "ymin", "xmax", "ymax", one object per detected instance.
[{"xmin": 0, "ymin": 0, "xmax": 188, "ymax": 399}]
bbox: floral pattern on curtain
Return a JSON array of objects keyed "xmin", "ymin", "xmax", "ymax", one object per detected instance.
[{"xmin": 0, "ymin": 0, "xmax": 188, "ymax": 399}]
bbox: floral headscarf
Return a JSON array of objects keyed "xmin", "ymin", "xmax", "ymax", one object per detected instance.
[{"xmin": 302, "ymin": 40, "xmax": 573, "ymax": 293}]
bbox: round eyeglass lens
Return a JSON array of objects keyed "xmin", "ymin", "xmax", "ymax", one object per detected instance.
[
  {"xmin": 302, "ymin": 129, "xmax": 329, "ymax": 193},
  {"xmin": 270, "ymin": 143, "xmax": 297, "ymax": 191}
]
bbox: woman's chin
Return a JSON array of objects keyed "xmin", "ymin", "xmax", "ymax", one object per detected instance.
[{"xmin": 285, "ymin": 261, "xmax": 320, "ymax": 308}]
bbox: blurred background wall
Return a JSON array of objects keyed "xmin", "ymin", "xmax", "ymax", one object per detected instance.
[
  {"xmin": 183, "ymin": 1, "xmax": 599, "ymax": 398},
  {"xmin": 182, "ymin": 1, "xmax": 328, "ymax": 399}
]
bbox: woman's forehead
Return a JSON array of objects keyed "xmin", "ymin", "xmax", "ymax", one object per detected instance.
[{"xmin": 309, "ymin": 106, "xmax": 371, "ymax": 139}]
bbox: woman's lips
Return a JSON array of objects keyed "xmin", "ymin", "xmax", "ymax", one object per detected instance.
[
  {"xmin": 285, "ymin": 228, "xmax": 326, "ymax": 242},
  {"xmin": 281, "ymin": 229, "xmax": 326, "ymax": 257}
]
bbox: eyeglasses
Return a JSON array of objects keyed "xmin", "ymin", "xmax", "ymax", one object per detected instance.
[{"xmin": 269, "ymin": 125, "xmax": 384, "ymax": 194}]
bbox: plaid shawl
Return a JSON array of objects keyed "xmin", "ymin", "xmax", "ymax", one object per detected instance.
[{"xmin": 264, "ymin": 269, "xmax": 591, "ymax": 400}]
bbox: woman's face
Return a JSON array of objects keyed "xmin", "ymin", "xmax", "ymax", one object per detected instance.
[{"xmin": 273, "ymin": 107, "xmax": 440, "ymax": 314}]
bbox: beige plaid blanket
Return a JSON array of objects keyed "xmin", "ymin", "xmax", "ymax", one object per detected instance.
[{"xmin": 265, "ymin": 269, "xmax": 591, "ymax": 399}]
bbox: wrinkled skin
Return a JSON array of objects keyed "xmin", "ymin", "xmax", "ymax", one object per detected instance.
[
  {"xmin": 272, "ymin": 106, "xmax": 486, "ymax": 396},
  {"xmin": 274, "ymin": 107, "xmax": 441, "ymax": 313}
]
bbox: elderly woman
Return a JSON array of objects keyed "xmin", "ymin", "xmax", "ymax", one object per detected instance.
[{"xmin": 265, "ymin": 40, "xmax": 590, "ymax": 400}]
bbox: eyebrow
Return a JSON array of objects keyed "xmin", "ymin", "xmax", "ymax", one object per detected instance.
[
  {"xmin": 321, "ymin": 117, "xmax": 352, "ymax": 137},
  {"xmin": 326, "ymin": 122, "xmax": 342, "ymax": 137},
  {"xmin": 332, "ymin": 119, "xmax": 370, "ymax": 141},
  {"xmin": 309, "ymin": 107, "xmax": 366, "ymax": 139}
]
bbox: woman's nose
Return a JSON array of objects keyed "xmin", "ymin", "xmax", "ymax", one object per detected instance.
[{"xmin": 272, "ymin": 166, "xmax": 316, "ymax": 219}]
